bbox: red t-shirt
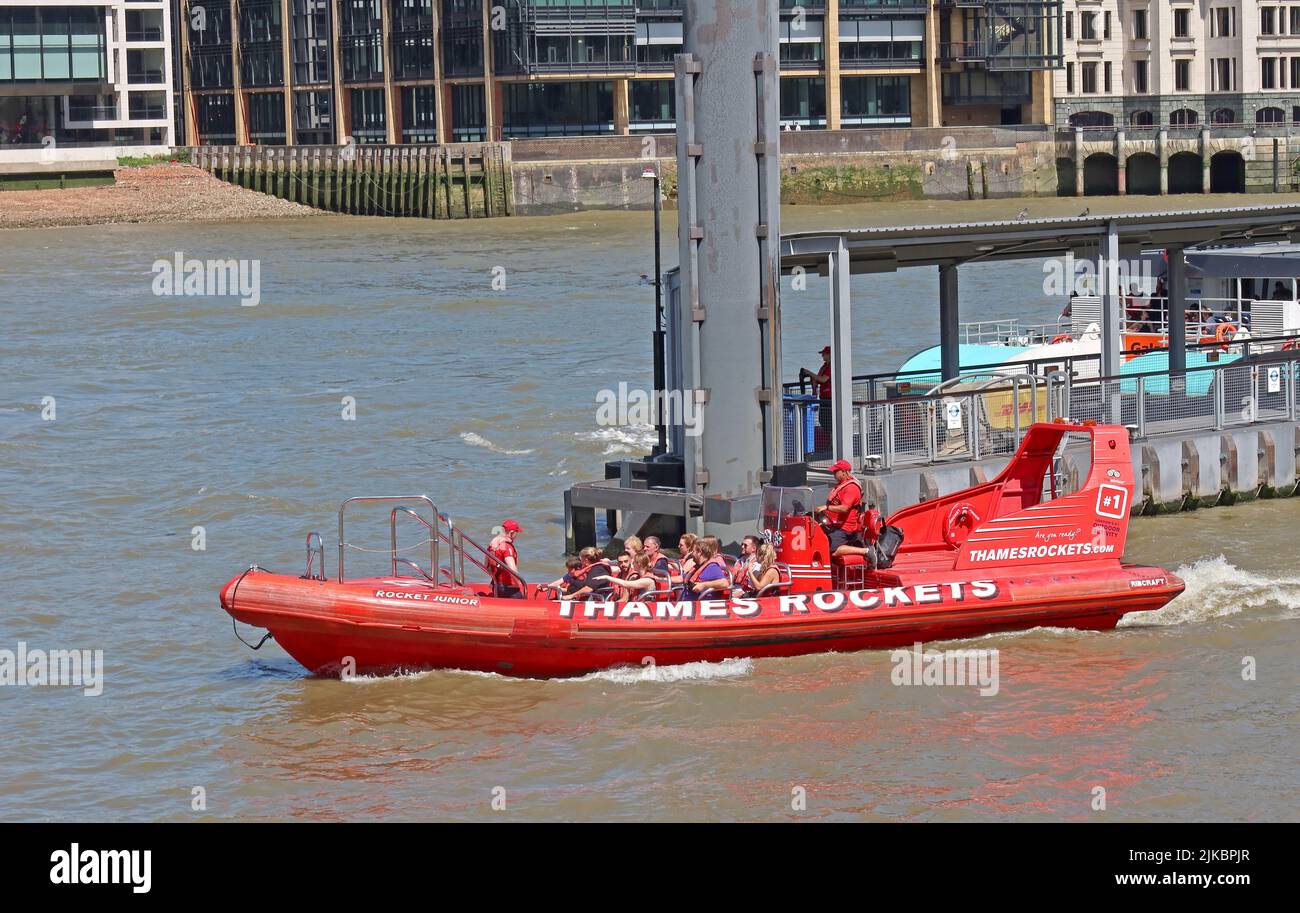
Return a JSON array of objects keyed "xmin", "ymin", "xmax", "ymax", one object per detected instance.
[
  {"xmin": 815, "ymin": 368, "xmax": 832, "ymax": 399},
  {"xmin": 826, "ymin": 478, "xmax": 862, "ymax": 532}
]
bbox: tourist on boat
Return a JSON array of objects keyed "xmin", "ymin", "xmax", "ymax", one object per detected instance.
[
  {"xmin": 623, "ymin": 535, "xmax": 643, "ymax": 558},
  {"xmin": 643, "ymin": 536, "xmax": 672, "ymax": 574},
  {"xmin": 733, "ymin": 538, "xmax": 781, "ymax": 597},
  {"xmin": 799, "ymin": 346, "xmax": 834, "ymax": 440},
  {"xmin": 559, "ymin": 547, "xmax": 614, "ymax": 601},
  {"xmin": 546, "ymin": 557, "xmax": 584, "ymax": 595},
  {"xmin": 732, "ymin": 535, "xmax": 761, "ymax": 587},
  {"xmin": 591, "ymin": 554, "xmax": 658, "ymax": 601},
  {"xmin": 669, "ymin": 533, "xmax": 699, "ymax": 586},
  {"xmin": 682, "ymin": 536, "xmax": 731, "ymax": 600},
  {"xmin": 489, "ymin": 519, "xmax": 524, "ymax": 598},
  {"xmin": 817, "ymin": 459, "xmax": 864, "ymax": 557}
]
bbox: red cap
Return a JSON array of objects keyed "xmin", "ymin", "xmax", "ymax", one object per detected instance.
[
  {"xmin": 828, "ymin": 459, "xmax": 852, "ymax": 473},
  {"xmin": 502, "ymin": 519, "xmax": 522, "ymax": 532},
  {"xmin": 820, "ymin": 346, "xmax": 832, "ymax": 354}
]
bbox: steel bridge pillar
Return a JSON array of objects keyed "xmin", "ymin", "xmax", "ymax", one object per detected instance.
[{"xmin": 673, "ymin": 1, "xmax": 783, "ymax": 542}]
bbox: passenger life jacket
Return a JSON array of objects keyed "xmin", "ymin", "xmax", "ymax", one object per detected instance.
[
  {"xmin": 490, "ymin": 538, "xmax": 519, "ymax": 589},
  {"xmin": 682, "ymin": 555, "xmax": 728, "ymax": 599}
]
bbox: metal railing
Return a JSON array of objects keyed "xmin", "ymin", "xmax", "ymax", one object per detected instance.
[
  {"xmin": 783, "ymin": 351, "xmax": 1300, "ymax": 470},
  {"xmin": 331, "ymin": 494, "xmax": 526, "ymax": 593}
]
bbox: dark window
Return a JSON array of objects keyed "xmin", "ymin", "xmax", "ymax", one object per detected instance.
[
  {"xmin": 780, "ymin": 76, "xmax": 826, "ymax": 127},
  {"xmin": 840, "ymin": 75, "xmax": 910, "ymax": 126},
  {"xmin": 442, "ymin": 0, "xmax": 483, "ymax": 77},
  {"xmin": 1211, "ymin": 107, "xmax": 1235, "ymax": 124},
  {"xmin": 1130, "ymin": 110, "xmax": 1154, "ymax": 127},
  {"xmin": 340, "ymin": 0, "xmax": 384, "ymax": 83},
  {"xmin": 502, "ymin": 80, "xmax": 614, "ymax": 137},
  {"xmin": 1133, "ymin": 59, "xmax": 1148, "ymax": 94},
  {"xmin": 247, "ymin": 91, "xmax": 286, "ymax": 144},
  {"xmin": 195, "ymin": 93, "xmax": 236, "ymax": 143},
  {"xmin": 839, "ymin": 16, "xmax": 923, "ymax": 67},
  {"xmin": 189, "ymin": 3, "xmax": 233, "ymax": 89},
  {"xmin": 293, "ymin": 89, "xmax": 333, "ymax": 144},
  {"xmin": 450, "ymin": 82, "xmax": 484, "ymax": 141},
  {"xmin": 1257, "ymin": 106, "xmax": 1285, "ymax": 124},
  {"xmin": 1170, "ymin": 108, "xmax": 1197, "ymax": 126},
  {"xmin": 1133, "ymin": 10, "xmax": 1147, "ymax": 40},
  {"xmin": 291, "ymin": 0, "xmax": 331, "ymax": 85},
  {"xmin": 401, "ymin": 85, "xmax": 438, "ymax": 142},
  {"xmin": 630, "ymin": 79, "xmax": 674, "ymax": 128},
  {"xmin": 390, "ymin": 0, "xmax": 434, "ymax": 79},
  {"xmin": 349, "ymin": 86, "xmax": 386, "ymax": 142},
  {"xmin": 239, "ymin": 0, "xmax": 284, "ymax": 87},
  {"xmin": 1175, "ymin": 59, "xmax": 1190, "ymax": 91}
]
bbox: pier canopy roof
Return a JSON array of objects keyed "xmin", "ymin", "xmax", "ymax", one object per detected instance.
[
  {"xmin": 1184, "ymin": 242, "xmax": 1300, "ymax": 278},
  {"xmin": 779, "ymin": 204, "xmax": 1300, "ymax": 274}
]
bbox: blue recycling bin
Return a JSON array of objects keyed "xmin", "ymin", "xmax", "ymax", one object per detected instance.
[{"xmin": 783, "ymin": 395, "xmax": 819, "ymax": 459}]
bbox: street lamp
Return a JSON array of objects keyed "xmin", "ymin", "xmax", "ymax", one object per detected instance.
[{"xmin": 642, "ymin": 164, "xmax": 666, "ymax": 455}]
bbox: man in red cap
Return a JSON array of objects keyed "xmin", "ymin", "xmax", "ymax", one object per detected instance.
[
  {"xmin": 490, "ymin": 519, "xmax": 524, "ymax": 598},
  {"xmin": 818, "ymin": 459, "xmax": 863, "ymax": 557},
  {"xmin": 800, "ymin": 346, "xmax": 834, "ymax": 447}
]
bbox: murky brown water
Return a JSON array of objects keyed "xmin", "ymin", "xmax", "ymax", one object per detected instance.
[{"xmin": 2, "ymin": 205, "xmax": 1297, "ymax": 820}]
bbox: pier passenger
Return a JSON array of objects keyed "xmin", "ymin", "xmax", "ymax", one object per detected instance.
[
  {"xmin": 489, "ymin": 519, "xmax": 524, "ymax": 598},
  {"xmin": 818, "ymin": 460, "xmax": 864, "ymax": 557},
  {"xmin": 799, "ymin": 346, "xmax": 834, "ymax": 442}
]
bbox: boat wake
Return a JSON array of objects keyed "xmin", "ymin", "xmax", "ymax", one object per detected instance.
[
  {"xmin": 1120, "ymin": 555, "xmax": 1300, "ymax": 627},
  {"xmin": 458, "ymin": 431, "xmax": 534, "ymax": 455},
  {"xmin": 575, "ymin": 425, "xmax": 658, "ymax": 455},
  {"xmin": 573, "ymin": 657, "xmax": 754, "ymax": 684}
]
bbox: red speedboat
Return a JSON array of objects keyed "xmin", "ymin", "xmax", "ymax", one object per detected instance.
[{"xmin": 219, "ymin": 422, "xmax": 1183, "ymax": 678}]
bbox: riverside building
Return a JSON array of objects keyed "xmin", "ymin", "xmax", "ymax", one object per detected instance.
[{"xmin": 174, "ymin": 0, "xmax": 1064, "ymax": 145}]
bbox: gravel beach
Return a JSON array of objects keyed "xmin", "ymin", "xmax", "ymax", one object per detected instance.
[{"xmin": 0, "ymin": 163, "xmax": 323, "ymax": 230}]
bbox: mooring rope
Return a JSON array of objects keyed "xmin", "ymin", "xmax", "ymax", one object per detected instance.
[{"xmin": 229, "ymin": 565, "xmax": 274, "ymax": 651}]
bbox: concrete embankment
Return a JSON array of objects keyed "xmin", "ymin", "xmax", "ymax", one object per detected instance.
[{"xmin": 510, "ymin": 126, "xmax": 1058, "ymax": 214}]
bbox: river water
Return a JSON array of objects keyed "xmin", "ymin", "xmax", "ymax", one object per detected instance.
[{"xmin": 2, "ymin": 205, "xmax": 1297, "ymax": 821}]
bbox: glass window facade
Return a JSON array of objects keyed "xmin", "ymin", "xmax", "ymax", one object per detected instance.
[
  {"xmin": 195, "ymin": 93, "xmax": 236, "ymax": 144},
  {"xmin": 630, "ymin": 78, "xmax": 674, "ymax": 130},
  {"xmin": 502, "ymin": 80, "xmax": 615, "ymax": 137},
  {"xmin": 293, "ymin": 89, "xmax": 333, "ymax": 143},
  {"xmin": 340, "ymin": 0, "xmax": 384, "ymax": 83},
  {"xmin": 0, "ymin": 5, "xmax": 106, "ymax": 83},
  {"xmin": 841, "ymin": 75, "xmax": 910, "ymax": 126},
  {"xmin": 350, "ymin": 86, "xmax": 386, "ymax": 142},
  {"xmin": 291, "ymin": 0, "xmax": 332, "ymax": 85},
  {"xmin": 391, "ymin": 0, "xmax": 434, "ymax": 80},
  {"xmin": 781, "ymin": 76, "xmax": 826, "ymax": 127},
  {"xmin": 191, "ymin": 2, "xmax": 234, "ymax": 89},
  {"xmin": 239, "ymin": 0, "xmax": 284, "ymax": 88},
  {"xmin": 247, "ymin": 91, "xmax": 287, "ymax": 143},
  {"xmin": 839, "ymin": 15, "xmax": 923, "ymax": 67},
  {"xmin": 401, "ymin": 85, "xmax": 438, "ymax": 142},
  {"xmin": 450, "ymin": 82, "xmax": 485, "ymax": 141}
]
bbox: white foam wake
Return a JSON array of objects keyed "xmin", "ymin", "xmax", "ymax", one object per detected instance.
[
  {"xmin": 1120, "ymin": 555, "xmax": 1300, "ymax": 627},
  {"xmin": 458, "ymin": 431, "xmax": 534, "ymax": 455},
  {"xmin": 575, "ymin": 425, "xmax": 658, "ymax": 455},
  {"xmin": 572, "ymin": 657, "xmax": 754, "ymax": 684}
]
